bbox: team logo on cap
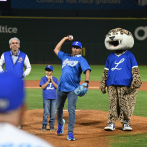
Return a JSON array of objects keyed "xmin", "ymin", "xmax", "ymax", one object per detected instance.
[
  {"xmin": 18, "ymin": 57, "xmax": 23, "ymax": 63},
  {"xmin": 75, "ymin": 42, "xmax": 79, "ymax": 45},
  {"xmin": 0, "ymin": 98, "xmax": 9, "ymax": 110}
]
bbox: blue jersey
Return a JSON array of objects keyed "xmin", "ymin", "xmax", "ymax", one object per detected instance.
[
  {"xmin": 105, "ymin": 51, "xmax": 138, "ymax": 86},
  {"xmin": 40, "ymin": 76, "xmax": 58, "ymax": 99},
  {"xmin": 58, "ymin": 51, "xmax": 91, "ymax": 92}
]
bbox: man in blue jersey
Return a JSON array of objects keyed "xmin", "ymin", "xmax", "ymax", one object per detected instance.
[
  {"xmin": 100, "ymin": 28, "xmax": 142, "ymax": 131},
  {"xmin": 54, "ymin": 35, "xmax": 91, "ymax": 141},
  {"xmin": 0, "ymin": 37, "xmax": 31, "ymax": 79}
]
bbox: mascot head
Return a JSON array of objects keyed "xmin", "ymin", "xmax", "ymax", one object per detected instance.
[{"xmin": 105, "ymin": 28, "xmax": 134, "ymax": 51}]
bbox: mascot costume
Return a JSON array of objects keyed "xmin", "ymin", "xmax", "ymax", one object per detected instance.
[{"xmin": 100, "ymin": 28, "xmax": 142, "ymax": 131}]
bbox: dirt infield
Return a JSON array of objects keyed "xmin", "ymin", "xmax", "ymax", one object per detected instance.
[
  {"xmin": 22, "ymin": 81, "xmax": 147, "ymax": 147},
  {"xmin": 24, "ymin": 81, "xmax": 147, "ymax": 91}
]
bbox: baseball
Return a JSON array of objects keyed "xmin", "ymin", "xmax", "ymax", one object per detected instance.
[{"xmin": 70, "ymin": 35, "xmax": 73, "ymax": 40}]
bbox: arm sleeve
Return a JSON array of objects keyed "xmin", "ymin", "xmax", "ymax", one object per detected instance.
[
  {"xmin": 0, "ymin": 54, "xmax": 5, "ymax": 73},
  {"xmin": 104, "ymin": 57, "xmax": 110, "ymax": 70},
  {"xmin": 54, "ymin": 78, "xmax": 59, "ymax": 85},
  {"xmin": 80, "ymin": 58, "xmax": 91, "ymax": 74},
  {"xmin": 130, "ymin": 54, "xmax": 138, "ymax": 68},
  {"xmin": 40, "ymin": 78, "xmax": 45, "ymax": 87},
  {"xmin": 23, "ymin": 55, "xmax": 31, "ymax": 77},
  {"xmin": 58, "ymin": 51, "xmax": 67, "ymax": 60}
]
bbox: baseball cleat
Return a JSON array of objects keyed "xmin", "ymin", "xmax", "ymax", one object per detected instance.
[
  {"xmin": 57, "ymin": 119, "xmax": 65, "ymax": 135},
  {"xmin": 123, "ymin": 124, "xmax": 132, "ymax": 131},
  {"xmin": 41, "ymin": 124, "xmax": 47, "ymax": 131},
  {"xmin": 104, "ymin": 124, "xmax": 115, "ymax": 131},
  {"xmin": 67, "ymin": 133, "xmax": 75, "ymax": 141}
]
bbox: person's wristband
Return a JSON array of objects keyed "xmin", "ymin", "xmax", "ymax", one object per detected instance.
[{"xmin": 85, "ymin": 81, "xmax": 89, "ymax": 84}]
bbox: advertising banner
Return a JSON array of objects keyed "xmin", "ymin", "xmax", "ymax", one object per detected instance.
[
  {"xmin": 0, "ymin": 17, "xmax": 146, "ymax": 64},
  {"xmin": 11, "ymin": 0, "xmax": 146, "ymax": 10}
]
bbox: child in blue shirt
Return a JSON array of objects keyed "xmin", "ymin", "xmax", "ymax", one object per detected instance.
[{"xmin": 40, "ymin": 65, "xmax": 58, "ymax": 131}]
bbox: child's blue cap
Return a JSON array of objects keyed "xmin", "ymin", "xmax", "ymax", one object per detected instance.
[
  {"xmin": 0, "ymin": 72, "xmax": 25, "ymax": 113},
  {"xmin": 71, "ymin": 41, "xmax": 82, "ymax": 49},
  {"xmin": 45, "ymin": 65, "xmax": 53, "ymax": 71}
]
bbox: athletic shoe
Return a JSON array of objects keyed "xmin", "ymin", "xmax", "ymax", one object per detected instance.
[
  {"xmin": 123, "ymin": 124, "xmax": 132, "ymax": 131},
  {"xmin": 104, "ymin": 124, "xmax": 115, "ymax": 131},
  {"xmin": 50, "ymin": 127, "xmax": 55, "ymax": 131},
  {"xmin": 41, "ymin": 124, "xmax": 47, "ymax": 131},
  {"xmin": 67, "ymin": 133, "xmax": 75, "ymax": 141},
  {"xmin": 57, "ymin": 119, "xmax": 65, "ymax": 135}
]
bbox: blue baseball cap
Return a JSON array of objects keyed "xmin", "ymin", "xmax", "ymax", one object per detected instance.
[
  {"xmin": 0, "ymin": 72, "xmax": 25, "ymax": 113},
  {"xmin": 45, "ymin": 65, "xmax": 53, "ymax": 71},
  {"xmin": 71, "ymin": 41, "xmax": 82, "ymax": 49}
]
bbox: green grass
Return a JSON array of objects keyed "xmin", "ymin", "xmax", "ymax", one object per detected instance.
[
  {"xmin": 133, "ymin": 90, "xmax": 147, "ymax": 117},
  {"xmin": 24, "ymin": 64, "xmax": 62, "ymax": 81},
  {"xmin": 24, "ymin": 64, "xmax": 147, "ymax": 81},
  {"xmin": 109, "ymin": 133, "xmax": 147, "ymax": 147},
  {"xmin": 138, "ymin": 66, "xmax": 147, "ymax": 82},
  {"xmin": 25, "ymin": 88, "xmax": 109, "ymax": 110},
  {"xmin": 25, "ymin": 89, "xmax": 147, "ymax": 117}
]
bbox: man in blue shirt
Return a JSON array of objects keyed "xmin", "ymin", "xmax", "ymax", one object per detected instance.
[
  {"xmin": 40, "ymin": 65, "xmax": 58, "ymax": 131},
  {"xmin": 54, "ymin": 35, "xmax": 91, "ymax": 141},
  {"xmin": 0, "ymin": 37, "xmax": 31, "ymax": 79}
]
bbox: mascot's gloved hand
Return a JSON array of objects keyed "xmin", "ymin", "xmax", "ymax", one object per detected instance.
[
  {"xmin": 131, "ymin": 67, "xmax": 142, "ymax": 89},
  {"xmin": 124, "ymin": 67, "xmax": 142, "ymax": 94},
  {"xmin": 99, "ymin": 69, "xmax": 108, "ymax": 94},
  {"xmin": 74, "ymin": 83, "xmax": 88, "ymax": 97},
  {"xmin": 99, "ymin": 85, "xmax": 106, "ymax": 94}
]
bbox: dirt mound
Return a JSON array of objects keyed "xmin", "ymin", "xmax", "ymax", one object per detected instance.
[{"xmin": 21, "ymin": 110, "xmax": 147, "ymax": 147}]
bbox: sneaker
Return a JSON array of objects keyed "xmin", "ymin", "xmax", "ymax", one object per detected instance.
[
  {"xmin": 50, "ymin": 127, "xmax": 55, "ymax": 131},
  {"xmin": 123, "ymin": 124, "xmax": 132, "ymax": 131},
  {"xmin": 41, "ymin": 124, "xmax": 47, "ymax": 131},
  {"xmin": 67, "ymin": 133, "xmax": 75, "ymax": 141},
  {"xmin": 104, "ymin": 124, "xmax": 115, "ymax": 131},
  {"xmin": 57, "ymin": 119, "xmax": 65, "ymax": 135}
]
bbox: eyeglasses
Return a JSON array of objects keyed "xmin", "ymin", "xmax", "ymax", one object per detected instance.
[{"xmin": 11, "ymin": 42, "xmax": 19, "ymax": 44}]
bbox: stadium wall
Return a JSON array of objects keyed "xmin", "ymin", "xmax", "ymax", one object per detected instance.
[{"xmin": 0, "ymin": 17, "xmax": 146, "ymax": 65}]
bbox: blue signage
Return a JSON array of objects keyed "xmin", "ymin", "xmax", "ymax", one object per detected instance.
[{"xmin": 11, "ymin": 0, "xmax": 146, "ymax": 9}]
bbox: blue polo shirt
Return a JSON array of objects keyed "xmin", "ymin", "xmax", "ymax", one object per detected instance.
[
  {"xmin": 40, "ymin": 76, "xmax": 58, "ymax": 99},
  {"xmin": 105, "ymin": 51, "xmax": 138, "ymax": 86},
  {"xmin": 58, "ymin": 51, "xmax": 91, "ymax": 92}
]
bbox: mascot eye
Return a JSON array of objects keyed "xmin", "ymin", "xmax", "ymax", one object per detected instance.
[{"xmin": 109, "ymin": 34, "xmax": 111, "ymax": 36}]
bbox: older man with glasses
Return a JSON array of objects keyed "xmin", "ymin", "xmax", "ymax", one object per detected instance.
[{"xmin": 0, "ymin": 37, "xmax": 31, "ymax": 79}]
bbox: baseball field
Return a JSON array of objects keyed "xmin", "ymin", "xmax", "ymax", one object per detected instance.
[{"xmin": 22, "ymin": 64, "xmax": 147, "ymax": 147}]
